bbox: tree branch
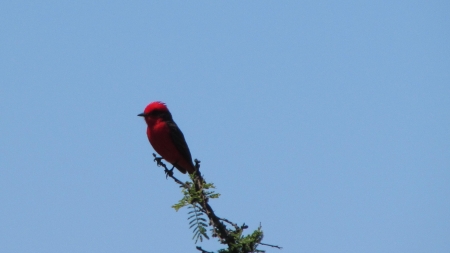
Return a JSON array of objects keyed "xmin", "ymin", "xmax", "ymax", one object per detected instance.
[
  {"xmin": 192, "ymin": 161, "xmax": 235, "ymax": 246},
  {"xmin": 153, "ymin": 153, "xmax": 190, "ymax": 188},
  {"xmin": 152, "ymin": 155, "xmax": 280, "ymax": 253}
]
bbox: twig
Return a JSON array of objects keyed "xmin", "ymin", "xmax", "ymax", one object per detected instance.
[
  {"xmin": 259, "ymin": 242, "xmax": 283, "ymax": 249},
  {"xmin": 218, "ymin": 218, "xmax": 240, "ymax": 231},
  {"xmin": 196, "ymin": 246, "xmax": 214, "ymax": 253}
]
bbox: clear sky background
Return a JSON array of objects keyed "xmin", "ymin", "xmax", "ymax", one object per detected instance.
[{"xmin": 1, "ymin": 1, "xmax": 449, "ymax": 253}]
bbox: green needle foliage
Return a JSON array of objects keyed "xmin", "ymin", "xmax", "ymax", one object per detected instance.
[
  {"xmin": 153, "ymin": 154, "xmax": 281, "ymax": 253},
  {"xmin": 188, "ymin": 205, "xmax": 209, "ymax": 243}
]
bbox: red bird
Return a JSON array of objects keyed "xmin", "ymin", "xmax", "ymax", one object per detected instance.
[{"xmin": 138, "ymin": 101, "xmax": 195, "ymax": 174}]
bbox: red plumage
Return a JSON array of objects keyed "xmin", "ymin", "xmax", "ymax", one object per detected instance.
[{"xmin": 138, "ymin": 101, "xmax": 195, "ymax": 174}]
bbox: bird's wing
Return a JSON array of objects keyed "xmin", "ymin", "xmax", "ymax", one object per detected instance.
[{"xmin": 167, "ymin": 121, "xmax": 194, "ymax": 168}]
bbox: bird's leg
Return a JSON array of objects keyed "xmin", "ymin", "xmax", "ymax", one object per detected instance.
[
  {"xmin": 165, "ymin": 165, "xmax": 174, "ymax": 179},
  {"xmin": 153, "ymin": 153, "xmax": 173, "ymax": 178},
  {"xmin": 166, "ymin": 160, "xmax": 183, "ymax": 178}
]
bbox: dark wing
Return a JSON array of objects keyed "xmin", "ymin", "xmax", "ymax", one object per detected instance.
[{"xmin": 167, "ymin": 120, "xmax": 194, "ymax": 168}]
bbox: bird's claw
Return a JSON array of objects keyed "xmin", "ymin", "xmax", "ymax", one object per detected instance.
[
  {"xmin": 165, "ymin": 167, "xmax": 174, "ymax": 179},
  {"xmin": 153, "ymin": 154, "xmax": 163, "ymax": 165}
]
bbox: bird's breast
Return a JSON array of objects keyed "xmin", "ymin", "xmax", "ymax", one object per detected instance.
[{"xmin": 147, "ymin": 121, "xmax": 178, "ymax": 160}]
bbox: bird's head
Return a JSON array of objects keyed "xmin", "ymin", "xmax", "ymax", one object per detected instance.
[{"xmin": 138, "ymin": 101, "xmax": 172, "ymax": 124}]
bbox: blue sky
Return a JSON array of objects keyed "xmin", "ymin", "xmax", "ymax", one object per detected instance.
[{"xmin": 1, "ymin": 1, "xmax": 449, "ymax": 252}]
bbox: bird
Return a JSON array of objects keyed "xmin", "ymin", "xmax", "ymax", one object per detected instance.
[{"xmin": 138, "ymin": 101, "xmax": 196, "ymax": 174}]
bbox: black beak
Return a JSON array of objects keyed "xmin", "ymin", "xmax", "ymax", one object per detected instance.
[{"xmin": 137, "ymin": 112, "xmax": 145, "ymax": 117}]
